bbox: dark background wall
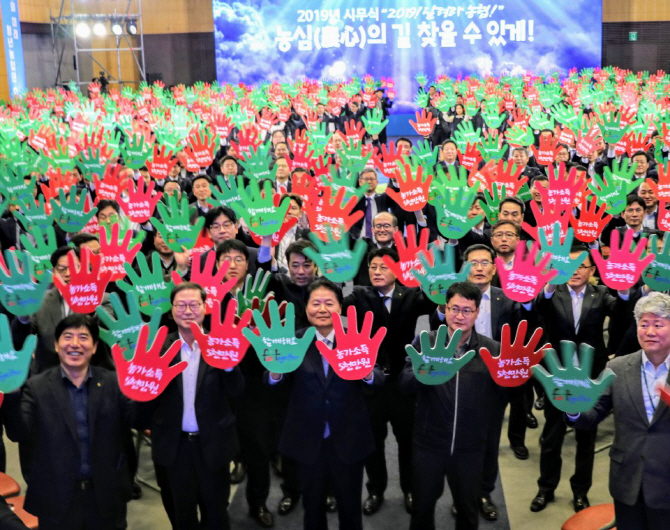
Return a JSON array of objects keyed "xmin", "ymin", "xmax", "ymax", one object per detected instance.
[{"xmin": 603, "ymin": 22, "xmax": 670, "ymax": 73}]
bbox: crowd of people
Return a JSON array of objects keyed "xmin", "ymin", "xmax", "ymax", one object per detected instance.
[{"xmin": 0, "ymin": 67, "xmax": 669, "ymax": 530}]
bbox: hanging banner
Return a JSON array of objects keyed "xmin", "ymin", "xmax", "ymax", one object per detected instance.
[{"xmin": 0, "ymin": 0, "xmax": 26, "ymax": 97}]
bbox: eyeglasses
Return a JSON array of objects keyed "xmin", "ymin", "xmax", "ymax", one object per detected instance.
[
  {"xmin": 220, "ymin": 256, "xmax": 246, "ymax": 265},
  {"xmin": 172, "ymin": 302, "xmax": 204, "ymax": 312},
  {"xmin": 210, "ymin": 221, "xmax": 234, "ymax": 230},
  {"xmin": 360, "ymin": 177, "xmax": 377, "ymax": 183},
  {"xmin": 446, "ymin": 306, "xmax": 476, "ymax": 317},
  {"xmin": 369, "ymin": 265, "xmax": 389, "ymax": 272},
  {"xmin": 469, "ymin": 260, "xmax": 492, "ymax": 268},
  {"xmin": 492, "ymin": 231, "xmax": 518, "ymax": 239},
  {"xmin": 373, "ymin": 223, "xmax": 394, "ymax": 230},
  {"xmin": 576, "ymin": 265, "xmax": 595, "ymax": 271}
]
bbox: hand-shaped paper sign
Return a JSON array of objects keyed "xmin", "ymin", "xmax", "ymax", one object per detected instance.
[
  {"xmin": 303, "ymin": 227, "xmax": 367, "ymax": 283},
  {"xmin": 96, "ymin": 292, "xmax": 162, "ymax": 360},
  {"xmin": 51, "ymin": 187, "xmax": 98, "ymax": 233},
  {"xmin": 146, "ymin": 145, "xmax": 178, "ymax": 179},
  {"xmin": 645, "ymin": 163, "xmax": 670, "ymax": 203},
  {"xmin": 243, "ymin": 301, "xmax": 316, "ymax": 374},
  {"xmin": 412, "ymin": 244, "xmax": 471, "ymax": 304},
  {"xmin": 382, "ymin": 225, "xmax": 431, "ymax": 287},
  {"xmin": 480, "ymin": 321, "xmax": 550, "ymax": 387},
  {"xmin": 569, "ymin": 198, "xmax": 612, "ymax": 243},
  {"xmin": 541, "ymin": 163, "xmax": 588, "ymax": 212},
  {"xmin": 119, "ymin": 178, "xmax": 162, "ymax": 224},
  {"xmin": 521, "ymin": 202, "xmax": 571, "ymax": 245},
  {"xmin": 532, "ymin": 341, "xmax": 616, "ymax": 414},
  {"xmin": 0, "ymin": 313, "xmax": 36, "ymax": 392},
  {"xmin": 591, "ymin": 229, "xmax": 655, "ymax": 290},
  {"xmin": 92, "ymin": 164, "xmax": 126, "ymax": 201},
  {"xmin": 54, "ymin": 248, "xmax": 111, "ymax": 313},
  {"xmin": 112, "ymin": 324, "xmax": 187, "ymax": 401},
  {"xmin": 304, "ymin": 185, "xmax": 364, "ymax": 242},
  {"xmin": 405, "ymin": 327, "xmax": 475, "ymax": 385},
  {"xmin": 151, "ymin": 195, "xmax": 205, "ymax": 253},
  {"xmin": 539, "ymin": 223, "xmax": 588, "ymax": 285},
  {"xmin": 496, "ymin": 242, "xmax": 558, "ymax": 303},
  {"xmin": 232, "ymin": 179, "xmax": 291, "ymax": 237},
  {"xmin": 385, "ymin": 163, "xmax": 432, "ymax": 212},
  {"xmin": 171, "ymin": 252, "xmax": 236, "ymax": 314},
  {"xmin": 250, "ymin": 217, "xmax": 298, "ymax": 247},
  {"xmin": 432, "ymin": 185, "xmax": 483, "ymax": 239},
  {"xmin": 643, "ymin": 235, "xmax": 670, "ymax": 291},
  {"xmin": 409, "ymin": 109, "xmax": 437, "ymax": 137},
  {"xmin": 99, "ymin": 224, "xmax": 142, "ymax": 282},
  {"xmin": 0, "ymin": 251, "xmax": 51, "ymax": 316},
  {"xmin": 117, "ymin": 252, "xmax": 174, "ymax": 315},
  {"xmin": 316, "ymin": 306, "xmax": 386, "ymax": 380},
  {"xmin": 575, "ymin": 125, "xmax": 602, "ymax": 157},
  {"xmin": 191, "ymin": 299, "xmax": 253, "ymax": 370}
]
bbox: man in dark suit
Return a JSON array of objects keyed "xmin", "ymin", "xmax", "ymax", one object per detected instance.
[
  {"xmin": 530, "ymin": 246, "xmax": 635, "ymax": 513},
  {"xmin": 136, "ymin": 282, "xmax": 244, "ymax": 530},
  {"xmin": 638, "ymin": 180, "xmax": 659, "ymax": 231},
  {"xmin": 568, "ymin": 292, "xmax": 670, "ymax": 529},
  {"xmin": 343, "ymin": 248, "xmax": 436, "ymax": 515},
  {"xmin": 12, "ymin": 246, "xmax": 114, "ymax": 374},
  {"xmin": 4, "ymin": 314, "xmax": 133, "ymax": 530},
  {"xmin": 352, "ymin": 212, "xmax": 399, "ymax": 286},
  {"xmin": 268, "ymin": 278, "xmax": 384, "ymax": 530},
  {"xmin": 401, "ymin": 282, "xmax": 505, "ymax": 530},
  {"xmin": 350, "ymin": 168, "xmax": 388, "ymax": 241}
]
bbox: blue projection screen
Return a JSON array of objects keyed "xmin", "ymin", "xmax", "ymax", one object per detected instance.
[{"xmin": 212, "ymin": 1, "xmax": 602, "ymax": 112}]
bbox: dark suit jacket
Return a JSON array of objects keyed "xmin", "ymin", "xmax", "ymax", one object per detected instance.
[
  {"xmin": 135, "ymin": 332, "xmax": 245, "ymax": 469},
  {"xmin": 3, "ymin": 367, "xmax": 133, "ymax": 522},
  {"xmin": 573, "ymin": 351, "xmax": 670, "ymax": 509},
  {"xmin": 352, "ymin": 239, "xmax": 397, "ymax": 287},
  {"xmin": 272, "ymin": 330, "xmax": 384, "ymax": 465},
  {"xmin": 343, "ymin": 284, "xmax": 436, "ymax": 377},
  {"xmin": 399, "ymin": 330, "xmax": 504, "ymax": 454},
  {"xmin": 350, "ymin": 194, "xmax": 389, "ymax": 240},
  {"xmin": 536, "ymin": 284, "xmax": 632, "ymax": 376}
]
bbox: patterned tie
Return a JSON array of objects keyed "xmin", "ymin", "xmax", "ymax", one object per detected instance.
[{"xmin": 365, "ymin": 197, "xmax": 373, "ymax": 239}]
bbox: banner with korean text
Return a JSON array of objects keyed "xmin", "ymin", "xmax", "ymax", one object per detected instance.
[{"xmin": 0, "ymin": 0, "xmax": 26, "ymax": 98}]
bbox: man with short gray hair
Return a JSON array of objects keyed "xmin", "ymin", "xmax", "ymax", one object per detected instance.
[{"xmin": 568, "ymin": 291, "xmax": 670, "ymax": 529}]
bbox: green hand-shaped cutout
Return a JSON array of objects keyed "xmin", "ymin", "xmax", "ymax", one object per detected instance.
[
  {"xmin": 305, "ymin": 122, "xmax": 332, "ymax": 154},
  {"xmin": 243, "ymin": 301, "xmax": 316, "ymax": 374},
  {"xmin": 211, "ymin": 175, "xmax": 245, "ymax": 212},
  {"xmin": 20, "ymin": 226, "xmax": 58, "ymax": 279},
  {"xmin": 51, "ymin": 188, "xmax": 97, "ymax": 233},
  {"xmin": 339, "ymin": 140, "xmax": 373, "ymax": 176},
  {"xmin": 587, "ymin": 164, "xmax": 639, "ymax": 216},
  {"xmin": 304, "ymin": 226, "xmax": 367, "ymax": 282},
  {"xmin": 532, "ymin": 341, "xmax": 616, "ymax": 414},
  {"xmin": 117, "ymin": 253, "xmax": 175, "ymax": 315},
  {"xmin": 0, "ymin": 313, "xmax": 36, "ymax": 392},
  {"xmin": 0, "ymin": 250, "xmax": 50, "ymax": 316},
  {"xmin": 232, "ymin": 179, "xmax": 290, "ymax": 236},
  {"xmin": 13, "ymin": 195, "xmax": 55, "ymax": 233},
  {"xmin": 361, "ymin": 108, "xmax": 389, "ymax": 136},
  {"xmin": 96, "ymin": 291, "xmax": 162, "ymax": 361},
  {"xmin": 239, "ymin": 143, "xmax": 272, "ymax": 181},
  {"xmin": 480, "ymin": 135, "xmax": 507, "ymax": 162},
  {"xmin": 236, "ymin": 270, "xmax": 272, "ymax": 314},
  {"xmin": 478, "ymin": 185, "xmax": 506, "ymax": 225},
  {"xmin": 538, "ymin": 223, "xmax": 588, "ymax": 285},
  {"xmin": 122, "ymin": 134, "xmax": 152, "ymax": 170},
  {"xmin": 413, "ymin": 139, "xmax": 439, "ymax": 168},
  {"xmin": 412, "ymin": 244, "xmax": 472, "ymax": 304},
  {"xmin": 643, "ymin": 234, "xmax": 670, "ymax": 291},
  {"xmin": 151, "ymin": 194, "xmax": 205, "ymax": 252},
  {"xmin": 405, "ymin": 327, "xmax": 475, "ymax": 385},
  {"xmin": 432, "ymin": 185, "xmax": 483, "ymax": 239}
]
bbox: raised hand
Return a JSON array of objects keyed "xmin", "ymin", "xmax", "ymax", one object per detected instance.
[
  {"xmin": 532, "ymin": 341, "xmax": 616, "ymax": 414},
  {"xmin": 243, "ymin": 301, "xmax": 316, "ymax": 374},
  {"xmin": 151, "ymin": 194, "xmax": 205, "ymax": 253},
  {"xmin": 432, "ymin": 185, "xmax": 483, "ymax": 239},
  {"xmin": 119, "ymin": 178, "xmax": 162, "ymax": 224},
  {"xmin": 587, "ymin": 168, "xmax": 638, "ymax": 216},
  {"xmin": 505, "ymin": 124, "xmax": 535, "ymax": 147},
  {"xmin": 184, "ymin": 130, "xmax": 218, "ymax": 168},
  {"xmin": 112, "ymin": 324, "xmax": 187, "ymax": 401},
  {"xmin": 360, "ymin": 108, "xmax": 389, "ymax": 136},
  {"xmin": 453, "ymin": 121, "xmax": 482, "ymax": 151},
  {"xmin": 539, "ymin": 223, "xmax": 588, "ymax": 285},
  {"xmin": 0, "ymin": 313, "xmax": 35, "ymax": 392},
  {"xmin": 575, "ymin": 125, "xmax": 602, "ymax": 157},
  {"xmin": 645, "ymin": 162, "xmax": 670, "ymax": 203},
  {"xmin": 478, "ymin": 183, "xmax": 505, "ymax": 224},
  {"xmin": 496, "ymin": 242, "xmax": 558, "ymax": 303},
  {"xmin": 570, "ymin": 198, "xmax": 612, "ymax": 243},
  {"xmin": 211, "ymin": 175, "xmax": 244, "ymax": 212},
  {"xmin": 231, "ymin": 179, "xmax": 291, "ymax": 236},
  {"xmin": 480, "ymin": 131, "xmax": 507, "ymax": 162},
  {"xmin": 385, "ymin": 163, "xmax": 432, "ymax": 212},
  {"xmin": 591, "ymin": 228, "xmax": 655, "ymax": 290},
  {"xmin": 409, "ymin": 109, "xmax": 437, "ymax": 137},
  {"xmin": 317, "ymin": 306, "xmax": 386, "ymax": 380},
  {"xmin": 121, "ymin": 133, "xmax": 152, "ymax": 169},
  {"xmin": 146, "ymin": 145, "xmax": 178, "ymax": 179},
  {"xmin": 303, "ymin": 226, "xmax": 367, "ymax": 283},
  {"xmin": 457, "ymin": 143, "xmax": 483, "ymax": 171},
  {"xmin": 643, "ymin": 234, "xmax": 670, "ymax": 291},
  {"xmin": 0, "ymin": 250, "xmax": 50, "ymax": 316},
  {"xmin": 405, "ymin": 327, "xmax": 475, "ymax": 385},
  {"xmin": 338, "ymin": 139, "xmax": 373, "ymax": 176},
  {"xmin": 480, "ymin": 321, "xmax": 549, "ymax": 387},
  {"xmin": 304, "ymin": 185, "xmax": 364, "ymax": 241},
  {"xmin": 117, "ymin": 252, "xmax": 175, "ymax": 315},
  {"xmin": 99, "ymin": 224, "xmax": 142, "ymax": 281},
  {"xmin": 191, "ymin": 299, "xmax": 253, "ymax": 370},
  {"xmin": 51, "ymin": 187, "xmax": 98, "ymax": 233},
  {"xmin": 172, "ymin": 251, "xmax": 236, "ymax": 314},
  {"xmin": 521, "ymin": 201, "xmax": 571, "ymax": 244},
  {"xmin": 531, "ymin": 134, "xmax": 560, "ymax": 166},
  {"xmin": 20, "ymin": 226, "xmax": 58, "ymax": 279},
  {"xmin": 54, "ymin": 247, "xmax": 112, "ymax": 313},
  {"xmin": 542, "ymin": 163, "xmax": 588, "ymax": 212},
  {"xmin": 382, "ymin": 225, "xmax": 431, "ymax": 287},
  {"xmin": 412, "ymin": 244, "xmax": 471, "ymax": 304},
  {"xmin": 13, "ymin": 195, "xmax": 55, "ymax": 233},
  {"xmin": 96, "ymin": 291, "xmax": 162, "ymax": 360},
  {"xmin": 236, "ymin": 270, "xmax": 272, "ymax": 315},
  {"xmin": 238, "ymin": 143, "xmax": 272, "ymax": 180}
]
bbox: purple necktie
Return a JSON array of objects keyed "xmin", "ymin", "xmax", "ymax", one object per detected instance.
[{"xmin": 365, "ymin": 197, "xmax": 373, "ymax": 239}]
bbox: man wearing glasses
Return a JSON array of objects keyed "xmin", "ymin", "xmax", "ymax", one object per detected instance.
[
  {"xmin": 489, "ymin": 221, "xmax": 521, "ymax": 285},
  {"xmin": 343, "ymin": 248, "xmax": 436, "ymax": 516},
  {"xmin": 351, "ymin": 168, "xmax": 387, "ymax": 240},
  {"xmin": 530, "ymin": 246, "xmax": 635, "ymax": 514},
  {"xmin": 353, "ymin": 212, "xmax": 399, "ymax": 286},
  {"xmin": 401, "ymin": 282, "xmax": 504, "ymax": 530},
  {"xmin": 135, "ymin": 282, "xmax": 244, "ymax": 530}
]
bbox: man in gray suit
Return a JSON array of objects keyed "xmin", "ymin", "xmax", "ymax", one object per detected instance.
[{"xmin": 569, "ymin": 291, "xmax": 670, "ymax": 529}]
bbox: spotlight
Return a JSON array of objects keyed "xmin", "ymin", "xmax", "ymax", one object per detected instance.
[
  {"xmin": 111, "ymin": 20, "xmax": 123, "ymax": 36},
  {"xmin": 93, "ymin": 22, "xmax": 107, "ymax": 36},
  {"xmin": 126, "ymin": 19, "xmax": 137, "ymax": 35},
  {"xmin": 75, "ymin": 22, "xmax": 91, "ymax": 38}
]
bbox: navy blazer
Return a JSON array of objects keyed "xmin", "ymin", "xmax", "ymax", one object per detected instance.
[{"xmin": 272, "ymin": 329, "xmax": 384, "ymax": 465}]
